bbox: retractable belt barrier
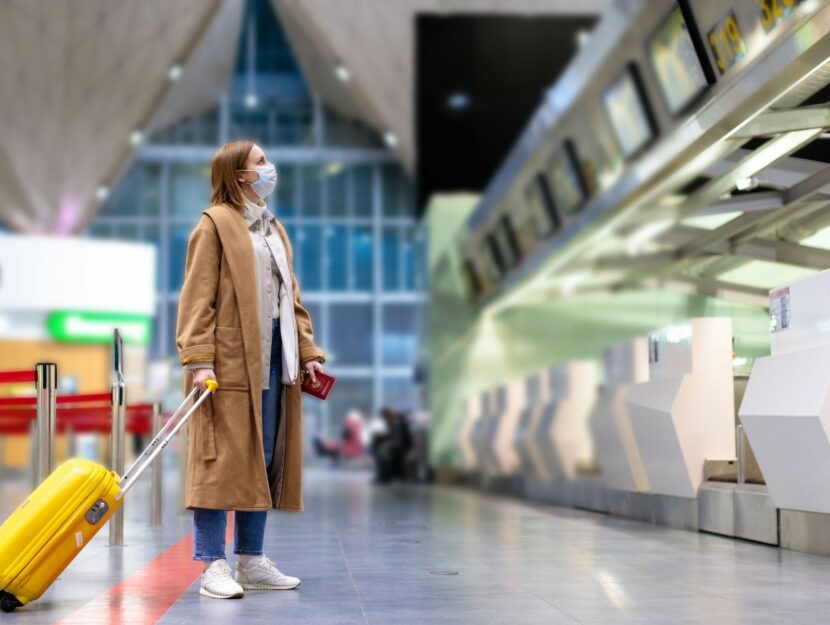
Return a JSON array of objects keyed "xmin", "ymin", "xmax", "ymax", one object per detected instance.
[
  {"xmin": 0, "ymin": 362, "xmax": 171, "ymax": 527},
  {"xmin": 0, "ymin": 401, "xmax": 159, "ymax": 435}
]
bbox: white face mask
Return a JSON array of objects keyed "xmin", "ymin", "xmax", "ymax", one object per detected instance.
[{"xmin": 240, "ymin": 163, "xmax": 278, "ymax": 198}]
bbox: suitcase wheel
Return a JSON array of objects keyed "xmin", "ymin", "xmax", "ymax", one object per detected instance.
[{"xmin": 0, "ymin": 591, "xmax": 22, "ymax": 612}]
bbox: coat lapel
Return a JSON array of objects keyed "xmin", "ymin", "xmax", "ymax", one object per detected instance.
[{"xmin": 204, "ymin": 205, "xmax": 264, "ymax": 426}]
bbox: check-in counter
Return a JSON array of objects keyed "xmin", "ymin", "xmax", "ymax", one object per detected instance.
[
  {"xmin": 472, "ymin": 390, "xmax": 505, "ymax": 476},
  {"xmin": 532, "ymin": 361, "xmax": 599, "ymax": 482},
  {"xmin": 590, "ymin": 338, "xmax": 650, "ymax": 493},
  {"xmin": 627, "ymin": 318, "xmax": 735, "ymax": 499},
  {"xmin": 458, "ymin": 395, "xmax": 482, "ymax": 472},
  {"xmin": 741, "ymin": 270, "xmax": 830, "ymax": 516},
  {"xmin": 470, "ymin": 391, "xmax": 493, "ymax": 475},
  {"xmin": 491, "ymin": 380, "xmax": 525, "ymax": 475},
  {"xmin": 514, "ymin": 373, "xmax": 548, "ymax": 478}
]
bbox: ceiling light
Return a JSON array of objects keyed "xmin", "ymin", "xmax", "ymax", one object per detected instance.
[
  {"xmin": 326, "ymin": 162, "xmax": 344, "ymax": 176},
  {"xmin": 383, "ymin": 132, "xmax": 398, "ymax": 147},
  {"xmin": 95, "ymin": 186, "xmax": 110, "ymax": 201},
  {"xmin": 576, "ymin": 29, "xmax": 592, "ymax": 48},
  {"xmin": 168, "ymin": 64, "xmax": 183, "ymax": 81},
  {"xmin": 735, "ymin": 176, "xmax": 757, "ymax": 191},
  {"xmin": 244, "ymin": 93, "xmax": 258, "ymax": 108},
  {"xmin": 447, "ymin": 92, "xmax": 470, "ymax": 111},
  {"xmin": 335, "ymin": 64, "xmax": 351, "ymax": 82},
  {"xmin": 129, "ymin": 131, "xmax": 144, "ymax": 146}
]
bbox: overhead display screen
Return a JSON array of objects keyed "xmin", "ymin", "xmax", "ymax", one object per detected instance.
[
  {"xmin": 602, "ymin": 66, "xmax": 655, "ymax": 158},
  {"xmin": 707, "ymin": 10, "xmax": 747, "ymax": 74},
  {"xmin": 492, "ymin": 215, "xmax": 519, "ymax": 269},
  {"xmin": 462, "ymin": 259, "xmax": 482, "ymax": 297},
  {"xmin": 545, "ymin": 141, "xmax": 588, "ymax": 215},
  {"xmin": 524, "ymin": 176, "xmax": 559, "ymax": 238},
  {"xmin": 480, "ymin": 237, "xmax": 503, "ymax": 281},
  {"xmin": 759, "ymin": 0, "xmax": 804, "ymax": 33},
  {"xmin": 647, "ymin": 6, "xmax": 709, "ymax": 115}
]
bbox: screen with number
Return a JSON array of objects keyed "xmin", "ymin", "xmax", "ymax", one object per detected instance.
[
  {"xmin": 602, "ymin": 67, "xmax": 655, "ymax": 159},
  {"xmin": 707, "ymin": 10, "xmax": 747, "ymax": 74},
  {"xmin": 481, "ymin": 236, "xmax": 503, "ymax": 280},
  {"xmin": 647, "ymin": 6, "xmax": 709, "ymax": 115},
  {"xmin": 492, "ymin": 216, "xmax": 518, "ymax": 270},
  {"xmin": 545, "ymin": 142, "xmax": 588, "ymax": 215},
  {"xmin": 758, "ymin": 0, "xmax": 803, "ymax": 32},
  {"xmin": 462, "ymin": 259, "xmax": 482, "ymax": 297},
  {"xmin": 524, "ymin": 176, "xmax": 559, "ymax": 238}
]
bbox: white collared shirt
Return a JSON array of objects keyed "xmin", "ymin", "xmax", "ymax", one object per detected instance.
[{"xmin": 242, "ymin": 197, "xmax": 286, "ymax": 390}]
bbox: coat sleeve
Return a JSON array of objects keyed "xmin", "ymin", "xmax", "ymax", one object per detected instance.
[
  {"xmin": 176, "ymin": 215, "xmax": 221, "ymax": 367},
  {"xmin": 292, "ymin": 269, "xmax": 327, "ymax": 365},
  {"xmin": 275, "ymin": 220, "xmax": 327, "ymax": 365}
]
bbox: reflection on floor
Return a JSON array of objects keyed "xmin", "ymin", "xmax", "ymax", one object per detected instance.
[{"xmin": 2, "ymin": 462, "xmax": 830, "ymax": 624}]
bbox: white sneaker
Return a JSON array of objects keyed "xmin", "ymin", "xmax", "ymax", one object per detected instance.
[
  {"xmin": 235, "ymin": 555, "xmax": 301, "ymax": 590},
  {"xmin": 200, "ymin": 559, "xmax": 245, "ymax": 599}
]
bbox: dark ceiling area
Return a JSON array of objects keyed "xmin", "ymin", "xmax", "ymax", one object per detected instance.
[{"xmin": 415, "ymin": 14, "xmax": 597, "ymax": 217}]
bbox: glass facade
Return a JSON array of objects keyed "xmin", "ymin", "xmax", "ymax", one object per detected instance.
[{"xmin": 86, "ymin": 0, "xmax": 427, "ymax": 436}]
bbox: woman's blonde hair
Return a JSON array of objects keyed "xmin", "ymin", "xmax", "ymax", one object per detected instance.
[{"xmin": 210, "ymin": 139, "xmax": 255, "ymax": 210}]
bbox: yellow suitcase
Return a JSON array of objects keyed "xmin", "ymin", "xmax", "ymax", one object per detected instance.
[{"xmin": 0, "ymin": 381, "xmax": 216, "ymax": 612}]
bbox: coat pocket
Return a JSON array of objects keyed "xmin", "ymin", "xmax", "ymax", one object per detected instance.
[{"xmin": 214, "ymin": 326, "xmax": 249, "ymax": 390}]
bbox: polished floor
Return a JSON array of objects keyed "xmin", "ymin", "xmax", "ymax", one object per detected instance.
[{"xmin": 2, "ymin": 458, "xmax": 830, "ymax": 624}]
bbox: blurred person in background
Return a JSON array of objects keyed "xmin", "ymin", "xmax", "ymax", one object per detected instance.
[
  {"xmin": 370, "ymin": 407, "xmax": 413, "ymax": 484},
  {"xmin": 312, "ymin": 409, "xmax": 366, "ymax": 465},
  {"xmin": 176, "ymin": 139, "xmax": 327, "ymax": 600},
  {"xmin": 340, "ymin": 410, "xmax": 365, "ymax": 459}
]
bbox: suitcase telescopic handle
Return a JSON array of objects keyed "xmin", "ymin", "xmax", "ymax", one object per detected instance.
[{"xmin": 119, "ymin": 380, "xmax": 218, "ymax": 496}]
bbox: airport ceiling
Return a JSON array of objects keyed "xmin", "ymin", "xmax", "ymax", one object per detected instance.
[
  {"xmin": 0, "ymin": 0, "xmax": 241, "ymax": 234},
  {"xmin": 0, "ymin": 0, "xmax": 610, "ymax": 235},
  {"xmin": 270, "ymin": 0, "xmax": 611, "ymax": 173}
]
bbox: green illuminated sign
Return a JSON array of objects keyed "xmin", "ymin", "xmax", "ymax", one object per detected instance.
[{"xmin": 46, "ymin": 311, "xmax": 152, "ymax": 345}]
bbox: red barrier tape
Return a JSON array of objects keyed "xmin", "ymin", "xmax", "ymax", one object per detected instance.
[
  {"xmin": 0, "ymin": 395, "xmax": 154, "ymax": 409},
  {"xmin": 0, "ymin": 396, "xmax": 35, "ymax": 407},
  {"xmin": 0, "ymin": 415, "xmax": 156, "ymax": 435},
  {"xmin": 0, "ymin": 419, "xmax": 33, "ymax": 435},
  {"xmin": 0, "ymin": 393, "xmax": 116, "ymax": 406},
  {"xmin": 0, "ymin": 403, "xmax": 160, "ymax": 436},
  {"xmin": 0, "ymin": 370, "xmax": 36, "ymax": 384},
  {"xmin": 57, "ymin": 393, "xmax": 112, "ymax": 405},
  {"xmin": 0, "ymin": 392, "xmax": 113, "ymax": 407}
]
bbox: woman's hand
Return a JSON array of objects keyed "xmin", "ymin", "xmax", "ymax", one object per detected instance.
[
  {"xmin": 304, "ymin": 360, "xmax": 324, "ymax": 384},
  {"xmin": 193, "ymin": 368, "xmax": 217, "ymax": 392}
]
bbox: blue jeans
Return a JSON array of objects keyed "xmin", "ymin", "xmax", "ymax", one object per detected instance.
[{"xmin": 193, "ymin": 319, "xmax": 283, "ymax": 561}]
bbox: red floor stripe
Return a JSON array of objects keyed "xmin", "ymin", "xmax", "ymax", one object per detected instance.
[{"xmin": 53, "ymin": 515, "xmax": 236, "ymax": 625}]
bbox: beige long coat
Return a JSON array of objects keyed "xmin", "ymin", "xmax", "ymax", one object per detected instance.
[{"xmin": 176, "ymin": 204, "xmax": 326, "ymax": 511}]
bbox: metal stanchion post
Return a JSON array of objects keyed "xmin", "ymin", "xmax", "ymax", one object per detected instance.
[
  {"xmin": 34, "ymin": 363, "xmax": 57, "ymax": 487},
  {"xmin": 109, "ymin": 330, "xmax": 127, "ymax": 545},
  {"xmin": 151, "ymin": 402, "xmax": 162, "ymax": 526},
  {"xmin": 109, "ymin": 377, "xmax": 126, "ymax": 545}
]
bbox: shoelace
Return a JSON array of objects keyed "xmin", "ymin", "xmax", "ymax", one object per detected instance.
[
  {"xmin": 245, "ymin": 556, "xmax": 281, "ymax": 574},
  {"xmin": 207, "ymin": 561, "xmax": 232, "ymax": 578}
]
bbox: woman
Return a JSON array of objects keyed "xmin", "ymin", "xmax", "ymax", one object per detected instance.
[{"xmin": 176, "ymin": 140, "xmax": 327, "ymax": 600}]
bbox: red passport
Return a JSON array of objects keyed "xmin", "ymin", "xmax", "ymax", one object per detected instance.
[{"xmin": 301, "ymin": 370, "xmax": 336, "ymax": 400}]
